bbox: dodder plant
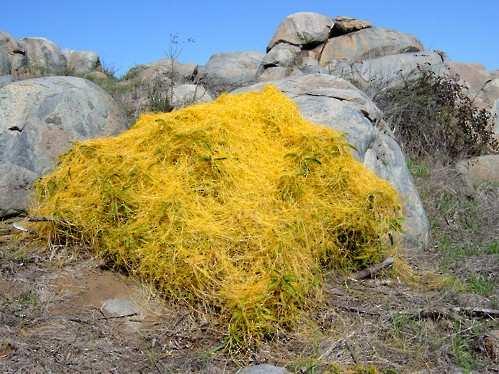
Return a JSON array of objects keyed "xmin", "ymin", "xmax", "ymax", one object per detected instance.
[
  {"xmin": 31, "ymin": 87, "xmax": 401, "ymax": 349},
  {"xmin": 373, "ymin": 70, "xmax": 497, "ymax": 161}
]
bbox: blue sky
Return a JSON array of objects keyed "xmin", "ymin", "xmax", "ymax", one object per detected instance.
[{"xmin": 2, "ymin": 1, "xmax": 498, "ymax": 75}]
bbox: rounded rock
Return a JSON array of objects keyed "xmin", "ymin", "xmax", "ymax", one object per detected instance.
[
  {"xmin": 267, "ymin": 12, "xmax": 333, "ymax": 51},
  {"xmin": 320, "ymin": 27, "xmax": 423, "ymax": 64},
  {"xmin": 0, "ymin": 76, "xmax": 127, "ymax": 217}
]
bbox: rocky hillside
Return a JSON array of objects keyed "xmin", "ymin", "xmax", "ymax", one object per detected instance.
[
  {"xmin": 0, "ymin": 31, "xmax": 101, "ymax": 79},
  {"xmin": 0, "ymin": 11, "xmax": 498, "ymax": 373}
]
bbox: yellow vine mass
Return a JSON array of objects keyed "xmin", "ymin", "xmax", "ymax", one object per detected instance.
[{"xmin": 31, "ymin": 86, "xmax": 402, "ymax": 346}]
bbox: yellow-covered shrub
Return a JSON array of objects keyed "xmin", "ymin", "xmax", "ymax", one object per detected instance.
[{"xmin": 31, "ymin": 86, "xmax": 402, "ymax": 346}]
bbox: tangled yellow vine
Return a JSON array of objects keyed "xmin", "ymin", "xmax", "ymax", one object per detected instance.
[{"xmin": 31, "ymin": 86, "xmax": 402, "ymax": 347}]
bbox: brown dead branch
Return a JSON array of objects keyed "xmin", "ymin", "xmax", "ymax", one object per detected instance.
[
  {"xmin": 98, "ymin": 312, "xmax": 138, "ymax": 320},
  {"xmin": 26, "ymin": 216, "xmax": 56, "ymax": 222},
  {"xmin": 401, "ymin": 307, "xmax": 499, "ymax": 321},
  {"xmin": 331, "ymin": 303, "xmax": 380, "ymax": 316},
  {"xmin": 349, "ymin": 257, "xmax": 394, "ymax": 280}
]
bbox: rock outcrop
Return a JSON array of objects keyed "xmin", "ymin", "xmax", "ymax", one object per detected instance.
[
  {"xmin": 319, "ymin": 27, "xmax": 423, "ymax": 64},
  {"xmin": 0, "ymin": 32, "xmax": 26, "ymax": 77},
  {"xmin": 63, "ymin": 49, "xmax": 100, "ymax": 75},
  {"xmin": 448, "ymin": 62, "xmax": 499, "ymax": 137},
  {"xmin": 21, "ymin": 37, "xmax": 68, "ymax": 75},
  {"xmin": 0, "ymin": 30, "xmax": 101, "ymax": 78},
  {"xmin": 257, "ymin": 12, "xmax": 498, "ymax": 141},
  {"xmin": 170, "ymin": 83, "xmax": 212, "ymax": 107},
  {"xmin": 327, "ymin": 51, "xmax": 450, "ymax": 91},
  {"xmin": 449, "ymin": 62, "xmax": 499, "ymax": 104},
  {"xmin": 495, "ymin": 99, "xmax": 499, "ymax": 134},
  {"xmin": 236, "ymin": 74, "xmax": 430, "ymax": 248},
  {"xmin": 0, "ymin": 76, "xmax": 127, "ymax": 217},
  {"xmin": 115, "ymin": 59, "xmax": 208, "ymax": 119},
  {"xmin": 0, "ymin": 75, "xmax": 12, "ymax": 88},
  {"xmin": 126, "ymin": 58, "xmax": 198, "ymax": 83},
  {"xmin": 331, "ymin": 16, "xmax": 372, "ymax": 36},
  {"xmin": 199, "ymin": 51, "xmax": 264, "ymax": 95},
  {"xmin": 267, "ymin": 12, "xmax": 333, "ymax": 50},
  {"xmin": 258, "ymin": 13, "xmax": 425, "ymax": 87},
  {"xmin": 457, "ymin": 155, "xmax": 499, "ymax": 188},
  {"xmin": 0, "ymin": 48, "xmax": 10, "ymax": 76}
]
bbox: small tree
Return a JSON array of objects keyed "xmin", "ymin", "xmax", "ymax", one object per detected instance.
[{"xmin": 146, "ymin": 33, "xmax": 200, "ymax": 113}]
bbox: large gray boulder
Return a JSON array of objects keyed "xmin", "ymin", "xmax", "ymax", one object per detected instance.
[
  {"xmin": 0, "ymin": 76, "xmax": 127, "ymax": 217},
  {"xmin": 448, "ymin": 62, "xmax": 491, "ymax": 97},
  {"xmin": 363, "ymin": 134, "xmax": 429, "ymax": 246},
  {"xmin": 0, "ymin": 31, "xmax": 104, "ymax": 79},
  {"xmin": 21, "ymin": 37, "xmax": 67, "ymax": 75},
  {"xmin": 200, "ymin": 51, "xmax": 264, "ymax": 95},
  {"xmin": 127, "ymin": 58, "xmax": 198, "ymax": 83},
  {"xmin": 170, "ymin": 84, "xmax": 213, "ymax": 108},
  {"xmin": 0, "ymin": 32, "xmax": 26, "ymax": 76},
  {"xmin": 320, "ymin": 28, "xmax": 423, "ymax": 65},
  {"xmin": 261, "ymin": 43, "xmax": 301, "ymax": 69},
  {"xmin": 0, "ymin": 48, "xmax": 10, "ymax": 75},
  {"xmin": 0, "ymin": 31, "xmax": 19, "ymax": 52},
  {"xmin": 0, "ymin": 31, "xmax": 13, "ymax": 76},
  {"xmin": 0, "ymin": 163, "xmax": 38, "ymax": 218},
  {"xmin": 63, "ymin": 49, "xmax": 100, "ymax": 75},
  {"xmin": 495, "ymin": 99, "xmax": 499, "ymax": 134},
  {"xmin": 447, "ymin": 63, "xmax": 499, "ymax": 139},
  {"xmin": 0, "ymin": 75, "xmax": 12, "ymax": 88},
  {"xmin": 257, "ymin": 66, "xmax": 303, "ymax": 82},
  {"xmin": 267, "ymin": 12, "xmax": 333, "ymax": 50},
  {"xmin": 331, "ymin": 16, "xmax": 372, "ymax": 36},
  {"xmin": 257, "ymin": 44, "xmax": 303, "ymax": 81},
  {"xmin": 236, "ymin": 74, "xmax": 429, "ymax": 248},
  {"xmin": 457, "ymin": 155, "xmax": 499, "ymax": 188},
  {"xmin": 115, "ymin": 60, "xmax": 205, "ymax": 119},
  {"xmin": 326, "ymin": 51, "xmax": 450, "ymax": 93},
  {"xmin": 448, "ymin": 62, "xmax": 499, "ymax": 111}
]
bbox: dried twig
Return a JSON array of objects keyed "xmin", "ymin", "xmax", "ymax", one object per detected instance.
[
  {"xmin": 452, "ymin": 307, "xmax": 499, "ymax": 319},
  {"xmin": 349, "ymin": 257, "xmax": 394, "ymax": 280},
  {"xmin": 319, "ymin": 331, "xmax": 356, "ymax": 360},
  {"xmin": 332, "ymin": 303, "xmax": 380, "ymax": 316},
  {"xmin": 68, "ymin": 317, "xmax": 91, "ymax": 324},
  {"xmin": 67, "ymin": 312, "xmax": 139, "ymax": 324},
  {"xmin": 400, "ymin": 307, "xmax": 499, "ymax": 321},
  {"xmin": 26, "ymin": 216, "xmax": 55, "ymax": 222},
  {"xmin": 98, "ymin": 312, "xmax": 138, "ymax": 320},
  {"xmin": 345, "ymin": 340, "xmax": 359, "ymax": 364}
]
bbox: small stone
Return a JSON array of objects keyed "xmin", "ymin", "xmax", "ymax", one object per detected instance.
[
  {"xmin": 101, "ymin": 298, "xmax": 139, "ymax": 317},
  {"xmin": 238, "ymin": 364, "xmax": 289, "ymax": 374}
]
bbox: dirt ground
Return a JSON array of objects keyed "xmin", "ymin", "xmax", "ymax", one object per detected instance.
[{"xmin": 1, "ymin": 165, "xmax": 498, "ymax": 373}]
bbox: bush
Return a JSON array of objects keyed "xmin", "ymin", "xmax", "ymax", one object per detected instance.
[
  {"xmin": 30, "ymin": 86, "xmax": 401, "ymax": 348},
  {"xmin": 372, "ymin": 70, "xmax": 497, "ymax": 161},
  {"xmin": 145, "ymin": 76, "xmax": 174, "ymax": 113}
]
